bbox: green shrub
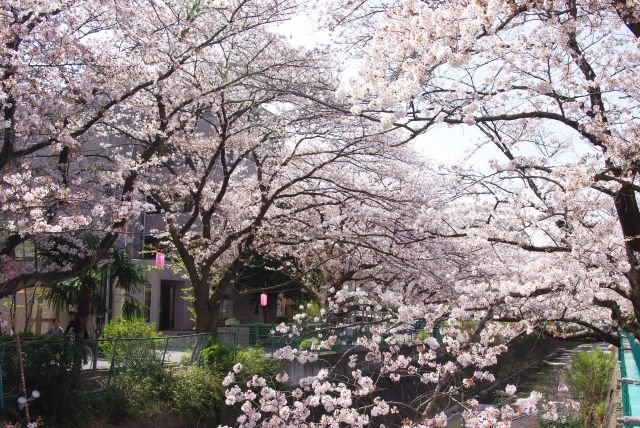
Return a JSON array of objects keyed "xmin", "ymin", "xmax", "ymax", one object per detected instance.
[
  {"xmin": 417, "ymin": 331, "xmax": 430, "ymax": 342},
  {"xmin": 200, "ymin": 344, "xmax": 282, "ymax": 381},
  {"xmin": 295, "ymin": 301, "xmax": 323, "ymax": 321},
  {"xmin": 198, "ymin": 345, "xmax": 284, "ymax": 425},
  {"xmin": 105, "ymin": 366, "xmax": 225, "ymax": 425},
  {"xmin": 0, "ymin": 337, "xmax": 95, "ymax": 427},
  {"xmin": 99, "ymin": 318, "xmax": 163, "ymax": 374},
  {"xmin": 0, "ymin": 332, "xmax": 37, "ymax": 343},
  {"xmin": 594, "ymin": 401, "xmax": 607, "ymax": 423},
  {"xmin": 201, "ymin": 343, "xmax": 235, "ymax": 372},
  {"xmin": 236, "ymin": 347, "xmax": 282, "ymax": 379},
  {"xmin": 108, "ymin": 370, "xmax": 174, "ymax": 419},
  {"xmin": 299, "ymin": 337, "xmax": 321, "ymax": 351},
  {"xmin": 92, "ymin": 383, "xmax": 130, "ymax": 424},
  {"xmin": 101, "ymin": 317, "xmax": 160, "ymax": 340},
  {"xmin": 539, "ymin": 412, "xmax": 583, "ymax": 428},
  {"xmin": 568, "ymin": 348, "xmax": 615, "ymax": 427},
  {"xmin": 169, "ymin": 366, "xmax": 224, "ymax": 421}
]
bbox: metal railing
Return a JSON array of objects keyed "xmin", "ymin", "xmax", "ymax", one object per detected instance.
[
  {"xmin": 218, "ymin": 322, "xmax": 440, "ymax": 353},
  {"xmin": 103, "ymin": 333, "xmax": 212, "ymax": 379},
  {"xmin": 0, "ymin": 322, "xmax": 441, "ymax": 410},
  {"xmin": 0, "ymin": 333, "xmax": 213, "ymax": 409},
  {"xmin": 619, "ymin": 332, "xmax": 640, "ymax": 427}
]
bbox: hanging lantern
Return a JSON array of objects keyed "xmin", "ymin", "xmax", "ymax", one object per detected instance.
[
  {"xmin": 260, "ymin": 293, "xmax": 268, "ymax": 307},
  {"xmin": 3, "ymin": 260, "xmax": 18, "ymax": 280},
  {"xmin": 155, "ymin": 252, "xmax": 165, "ymax": 268}
]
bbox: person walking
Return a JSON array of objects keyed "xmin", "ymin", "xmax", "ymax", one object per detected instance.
[
  {"xmin": 46, "ymin": 318, "xmax": 64, "ymax": 336},
  {"xmin": 64, "ymin": 311, "xmax": 79, "ymax": 337}
]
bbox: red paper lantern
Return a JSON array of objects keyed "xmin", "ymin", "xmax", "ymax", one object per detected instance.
[
  {"xmin": 260, "ymin": 293, "xmax": 268, "ymax": 307},
  {"xmin": 155, "ymin": 252, "xmax": 165, "ymax": 268}
]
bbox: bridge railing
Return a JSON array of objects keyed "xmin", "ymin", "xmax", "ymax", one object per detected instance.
[{"xmin": 619, "ymin": 332, "xmax": 640, "ymax": 427}]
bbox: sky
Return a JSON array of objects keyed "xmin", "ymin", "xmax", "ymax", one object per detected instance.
[
  {"xmin": 273, "ymin": 11, "xmax": 599, "ymax": 174},
  {"xmin": 272, "ymin": 12, "xmax": 501, "ymax": 168}
]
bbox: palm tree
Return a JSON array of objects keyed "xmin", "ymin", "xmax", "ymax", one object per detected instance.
[{"xmin": 45, "ymin": 244, "xmax": 148, "ymax": 339}]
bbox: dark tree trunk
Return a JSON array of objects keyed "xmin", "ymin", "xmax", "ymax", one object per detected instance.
[
  {"xmin": 77, "ymin": 276, "xmax": 94, "ymax": 340},
  {"xmin": 614, "ymin": 182, "xmax": 640, "ymax": 334},
  {"xmin": 194, "ymin": 280, "xmax": 216, "ymax": 333}
]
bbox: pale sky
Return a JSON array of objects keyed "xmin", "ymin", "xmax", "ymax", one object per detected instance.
[{"xmin": 273, "ymin": 13, "xmax": 497, "ymax": 168}]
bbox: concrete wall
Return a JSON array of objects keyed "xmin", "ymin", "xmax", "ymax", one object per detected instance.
[
  {"xmin": 0, "ymin": 289, "xmax": 85, "ymax": 336},
  {"xmin": 134, "ymin": 261, "xmax": 195, "ymax": 332},
  {"xmin": 3, "ymin": 263, "xmax": 284, "ymax": 335}
]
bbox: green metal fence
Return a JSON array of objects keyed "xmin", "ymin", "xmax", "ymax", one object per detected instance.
[
  {"xmin": 0, "ymin": 322, "xmax": 440, "ymax": 410},
  {"xmin": 218, "ymin": 322, "xmax": 440, "ymax": 353},
  {"xmin": 0, "ymin": 333, "xmax": 213, "ymax": 409},
  {"xmin": 620, "ymin": 332, "xmax": 640, "ymax": 427},
  {"xmin": 105, "ymin": 333, "xmax": 212, "ymax": 379}
]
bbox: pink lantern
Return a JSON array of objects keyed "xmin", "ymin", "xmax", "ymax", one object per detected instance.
[
  {"xmin": 3, "ymin": 260, "xmax": 19, "ymax": 280},
  {"xmin": 155, "ymin": 252, "xmax": 165, "ymax": 268},
  {"xmin": 260, "ymin": 293, "xmax": 268, "ymax": 307}
]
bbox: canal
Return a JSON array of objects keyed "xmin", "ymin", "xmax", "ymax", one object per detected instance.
[{"xmin": 447, "ymin": 343, "xmax": 610, "ymax": 427}]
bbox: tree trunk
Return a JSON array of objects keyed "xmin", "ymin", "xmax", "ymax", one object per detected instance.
[
  {"xmin": 77, "ymin": 276, "xmax": 94, "ymax": 340},
  {"xmin": 614, "ymin": 182, "xmax": 640, "ymax": 333},
  {"xmin": 193, "ymin": 281, "xmax": 215, "ymax": 333},
  {"xmin": 193, "ymin": 257, "xmax": 248, "ymax": 335}
]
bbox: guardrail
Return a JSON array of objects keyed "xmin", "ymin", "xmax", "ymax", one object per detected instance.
[{"xmin": 620, "ymin": 332, "xmax": 640, "ymax": 427}]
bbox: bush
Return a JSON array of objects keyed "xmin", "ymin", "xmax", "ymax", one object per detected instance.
[
  {"xmin": 108, "ymin": 369, "xmax": 174, "ymax": 419},
  {"xmin": 198, "ymin": 344, "xmax": 284, "ymax": 425},
  {"xmin": 568, "ymin": 348, "xmax": 615, "ymax": 427},
  {"xmin": 0, "ymin": 336, "xmax": 95, "ymax": 427},
  {"xmin": 295, "ymin": 301, "xmax": 323, "ymax": 321},
  {"xmin": 235, "ymin": 347, "xmax": 282, "ymax": 379},
  {"xmin": 101, "ymin": 317, "xmax": 160, "ymax": 340},
  {"xmin": 539, "ymin": 412, "xmax": 583, "ymax": 428},
  {"xmin": 299, "ymin": 337, "xmax": 321, "ymax": 351},
  {"xmin": 169, "ymin": 366, "xmax": 224, "ymax": 421},
  {"xmin": 104, "ymin": 366, "xmax": 225, "ymax": 425},
  {"xmin": 416, "ymin": 331, "xmax": 430, "ymax": 342},
  {"xmin": 99, "ymin": 318, "xmax": 163, "ymax": 374},
  {"xmin": 200, "ymin": 343, "xmax": 283, "ymax": 381},
  {"xmin": 201, "ymin": 343, "xmax": 235, "ymax": 372}
]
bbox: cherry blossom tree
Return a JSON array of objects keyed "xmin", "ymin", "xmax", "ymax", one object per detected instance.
[
  {"xmin": 219, "ymin": 172, "xmax": 550, "ymax": 426},
  {"xmin": 143, "ymin": 68, "xmax": 432, "ymax": 331},
  {"xmin": 0, "ymin": 0, "xmax": 300, "ymax": 297},
  {"xmin": 212, "ymin": 2, "xmax": 640, "ymax": 425},
  {"xmin": 326, "ymin": 0, "xmax": 640, "ymax": 341},
  {"xmin": 2, "ymin": 0, "xmax": 606, "ymax": 425}
]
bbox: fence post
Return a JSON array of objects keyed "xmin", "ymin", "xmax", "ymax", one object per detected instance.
[
  {"xmin": 161, "ymin": 337, "xmax": 169, "ymax": 366},
  {"xmin": 108, "ymin": 338, "xmax": 118, "ymax": 382},
  {"xmin": 191, "ymin": 335, "xmax": 202, "ymax": 365},
  {"xmin": 92, "ymin": 340, "xmax": 98, "ymax": 375},
  {"xmin": 254, "ymin": 324, "xmax": 259, "ymax": 347},
  {"xmin": 0, "ymin": 347, "xmax": 4, "ymax": 410},
  {"xmin": 0, "ymin": 360, "xmax": 4, "ymax": 410}
]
